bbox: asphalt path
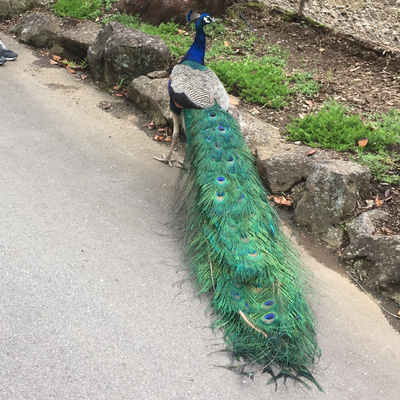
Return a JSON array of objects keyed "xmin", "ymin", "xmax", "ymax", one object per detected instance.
[{"xmin": 1, "ymin": 36, "xmax": 399, "ymax": 400}]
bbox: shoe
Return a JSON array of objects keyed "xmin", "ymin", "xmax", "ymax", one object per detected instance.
[
  {"xmin": 0, "ymin": 55, "xmax": 6, "ymax": 65},
  {"xmin": 0, "ymin": 48, "xmax": 18, "ymax": 61}
]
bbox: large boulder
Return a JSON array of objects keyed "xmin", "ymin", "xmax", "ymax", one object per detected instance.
[
  {"xmin": 87, "ymin": 22, "xmax": 170, "ymax": 87},
  {"xmin": 346, "ymin": 209, "xmax": 388, "ymax": 240},
  {"xmin": 10, "ymin": 13, "xmax": 60, "ymax": 48},
  {"xmin": 295, "ymin": 160, "xmax": 371, "ymax": 248},
  {"xmin": 115, "ymin": 0, "xmax": 231, "ymax": 24},
  {"xmin": 54, "ymin": 21, "xmax": 103, "ymax": 60},
  {"xmin": 0, "ymin": 0, "xmax": 39, "ymax": 18},
  {"xmin": 342, "ymin": 235, "xmax": 400, "ymax": 305},
  {"xmin": 257, "ymin": 144, "xmax": 327, "ymax": 193},
  {"xmin": 228, "ymin": 108, "xmax": 280, "ymax": 153}
]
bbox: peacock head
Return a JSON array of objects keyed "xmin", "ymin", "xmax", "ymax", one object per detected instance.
[{"xmin": 187, "ymin": 10, "xmax": 215, "ymax": 27}]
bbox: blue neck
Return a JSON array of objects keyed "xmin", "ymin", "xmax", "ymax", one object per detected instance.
[{"xmin": 181, "ymin": 23, "xmax": 206, "ymax": 65}]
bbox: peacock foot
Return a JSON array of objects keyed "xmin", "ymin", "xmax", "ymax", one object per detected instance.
[{"xmin": 154, "ymin": 154, "xmax": 176, "ymax": 168}]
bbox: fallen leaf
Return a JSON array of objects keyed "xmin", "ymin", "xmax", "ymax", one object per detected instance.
[
  {"xmin": 384, "ymin": 227, "xmax": 394, "ymax": 236},
  {"xmin": 375, "ymin": 195, "xmax": 384, "ymax": 207},
  {"xmin": 53, "ymin": 55, "xmax": 61, "ymax": 62},
  {"xmin": 305, "ymin": 100, "xmax": 313, "ymax": 107},
  {"xmin": 80, "ymin": 74, "xmax": 88, "ymax": 80},
  {"xmin": 358, "ymin": 138, "xmax": 368, "ymax": 147},
  {"xmin": 307, "ymin": 149, "xmax": 317, "ymax": 156},
  {"xmin": 250, "ymin": 108, "xmax": 260, "ymax": 115},
  {"xmin": 149, "ymin": 121, "xmax": 155, "ymax": 126},
  {"xmin": 114, "ymin": 93, "xmax": 124, "ymax": 97},
  {"xmin": 272, "ymin": 196, "xmax": 293, "ymax": 207},
  {"xmin": 154, "ymin": 135, "xmax": 165, "ymax": 141},
  {"xmin": 49, "ymin": 59, "xmax": 59, "ymax": 65},
  {"xmin": 66, "ymin": 67, "xmax": 76, "ymax": 74},
  {"xmin": 168, "ymin": 127, "xmax": 173, "ymax": 134},
  {"xmin": 102, "ymin": 103, "xmax": 112, "ymax": 109},
  {"xmin": 113, "ymin": 86, "xmax": 120, "ymax": 90},
  {"xmin": 385, "ymin": 189, "xmax": 390, "ymax": 197},
  {"xmin": 224, "ymin": 41, "xmax": 230, "ymax": 47},
  {"xmin": 228, "ymin": 96, "xmax": 240, "ymax": 106},
  {"xmin": 365, "ymin": 199, "xmax": 374, "ymax": 208},
  {"xmin": 164, "ymin": 136, "xmax": 172, "ymax": 142},
  {"xmin": 177, "ymin": 29, "xmax": 186, "ymax": 35}
]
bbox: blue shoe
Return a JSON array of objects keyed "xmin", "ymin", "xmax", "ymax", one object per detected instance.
[
  {"xmin": 0, "ymin": 48, "xmax": 18, "ymax": 61},
  {"xmin": 0, "ymin": 55, "xmax": 6, "ymax": 65}
]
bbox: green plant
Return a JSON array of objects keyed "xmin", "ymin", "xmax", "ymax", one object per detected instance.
[
  {"xmin": 117, "ymin": 77, "xmax": 126, "ymax": 87},
  {"xmin": 53, "ymin": 0, "xmax": 103, "ymax": 19},
  {"xmin": 286, "ymin": 100, "xmax": 400, "ymax": 152},
  {"xmin": 209, "ymin": 56, "xmax": 292, "ymax": 108},
  {"xmin": 204, "ymin": 21, "xmax": 226, "ymax": 38},
  {"xmin": 354, "ymin": 151, "xmax": 400, "ymax": 184},
  {"xmin": 81, "ymin": 57, "xmax": 88, "ymax": 69},
  {"xmin": 370, "ymin": 108, "xmax": 400, "ymax": 138},
  {"xmin": 292, "ymin": 70, "xmax": 321, "ymax": 96}
]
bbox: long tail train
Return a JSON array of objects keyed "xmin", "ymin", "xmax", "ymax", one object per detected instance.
[{"xmin": 178, "ymin": 102, "xmax": 322, "ymax": 391}]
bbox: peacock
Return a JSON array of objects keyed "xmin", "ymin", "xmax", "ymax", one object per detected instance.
[{"xmin": 155, "ymin": 11, "xmax": 322, "ymax": 391}]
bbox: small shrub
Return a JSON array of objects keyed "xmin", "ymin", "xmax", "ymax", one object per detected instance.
[
  {"xmin": 286, "ymin": 100, "xmax": 400, "ymax": 152},
  {"xmin": 52, "ymin": 0, "xmax": 109, "ymax": 20},
  {"xmin": 291, "ymin": 70, "xmax": 321, "ymax": 96},
  {"xmin": 208, "ymin": 56, "xmax": 292, "ymax": 108},
  {"xmin": 355, "ymin": 151, "xmax": 400, "ymax": 184}
]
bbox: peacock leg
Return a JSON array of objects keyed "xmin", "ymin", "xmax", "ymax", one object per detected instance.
[{"xmin": 154, "ymin": 113, "xmax": 179, "ymax": 167}]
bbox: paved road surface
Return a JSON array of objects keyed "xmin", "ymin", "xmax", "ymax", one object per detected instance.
[{"xmin": 1, "ymin": 37, "xmax": 399, "ymax": 400}]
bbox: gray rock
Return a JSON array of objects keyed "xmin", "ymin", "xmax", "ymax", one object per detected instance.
[
  {"xmin": 342, "ymin": 235, "xmax": 400, "ymax": 305},
  {"xmin": 147, "ymin": 70, "xmax": 168, "ymax": 79},
  {"xmin": 346, "ymin": 209, "xmax": 388, "ymax": 240},
  {"xmin": 0, "ymin": 0, "xmax": 38, "ymax": 18},
  {"xmin": 10, "ymin": 13, "xmax": 60, "ymax": 48},
  {"xmin": 295, "ymin": 160, "xmax": 371, "ymax": 248},
  {"xmin": 127, "ymin": 76, "xmax": 172, "ymax": 126},
  {"xmin": 115, "ymin": 0, "xmax": 230, "ymax": 24},
  {"xmin": 228, "ymin": 108, "xmax": 280, "ymax": 151},
  {"xmin": 55, "ymin": 21, "xmax": 102, "ymax": 60},
  {"xmin": 87, "ymin": 22, "xmax": 170, "ymax": 87},
  {"xmin": 257, "ymin": 144, "xmax": 327, "ymax": 193}
]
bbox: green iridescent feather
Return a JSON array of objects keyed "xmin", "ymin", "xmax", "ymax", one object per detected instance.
[{"xmin": 179, "ymin": 102, "xmax": 322, "ymax": 391}]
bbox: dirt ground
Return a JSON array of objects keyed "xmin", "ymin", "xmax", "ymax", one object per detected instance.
[{"xmin": 1, "ymin": 2, "xmax": 399, "ymax": 238}]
